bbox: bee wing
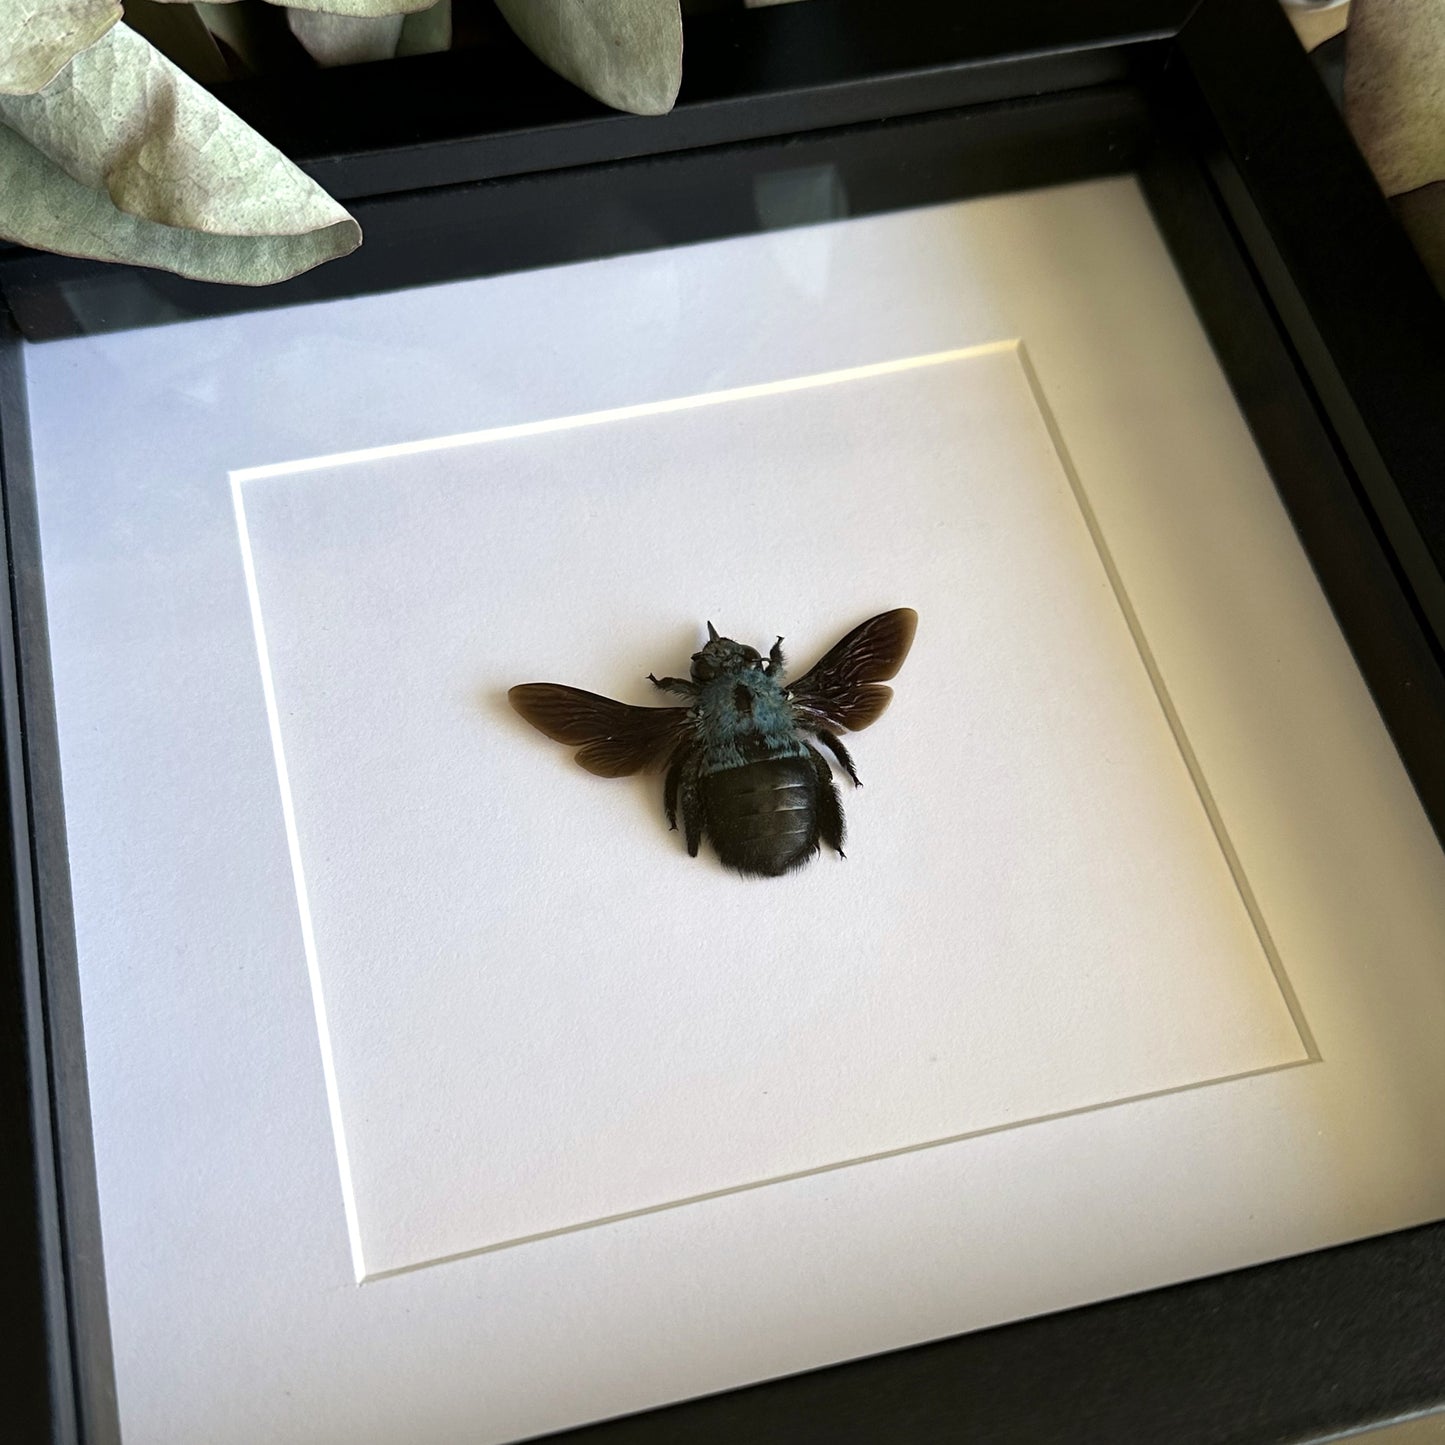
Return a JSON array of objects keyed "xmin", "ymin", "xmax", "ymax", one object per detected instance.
[
  {"xmin": 508, "ymin": 684, "xmax": 691, "ymax": 778},
  {"xmin": 787, "ymin": 607, "xmax": 917, "ymax": 732}
]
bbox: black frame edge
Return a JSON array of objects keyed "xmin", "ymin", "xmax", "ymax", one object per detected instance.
[
  {"xmin": 540, "ymin": 1221, "xmax": 1445, "ymax": 1445},
  {"xmin": 0, "ymin": 312, "xmax": 74, "ymax": 1444},
  {"xmin": 137, "ymin": 0, "xmax": 1197, "ymax": 199},
  {"xmin": 0, "ymin": 85, "xmax": 1153, "ymax": 342},
  {"xmin": 1146, "ymin": 13, "xmax": 1445, "ymax": 854},
  {"xmin": 0, "ymin": 313, "xmax": 120, "ymax": 1445},
  {"xmin": 1178, "ymin": 0, "xmax": 1445, "ymax": 658}
]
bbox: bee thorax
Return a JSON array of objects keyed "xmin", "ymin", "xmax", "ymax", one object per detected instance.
[{"xmin": 695, "ymin": 670, "xmax": 800, "ymax": 773}]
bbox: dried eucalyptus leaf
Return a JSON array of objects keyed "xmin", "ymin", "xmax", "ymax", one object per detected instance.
[
  {"xmin": 152, "ymin": 0, "xmax": 432, "ymax": 14},
  {"xmin": 495, "ymin": 0, "xmax": 682, "ymax": 116},
  {"xmin": 1344, "ymin": 0, "xmax": 1445, "ymax": 197},
  {"xmin": 270, "ymin": 0, "xmax": 433, "ymax": 16},
  {"xmin": 0, "ymin": 0, "xmax": 122, "ymax": 94},
  {"xmin": 0, "ymin": 24, "xmax": 359, "ymax": 284},
  {"xmin": 287, "ymin": 7, "xmax": 403, "ymax": 64},
  {"xmin": 0, "ymin": 121, "xmax": 358, "ymax": 283},
  {"xmin": 396, "ymin": 0, "xmax": 449, "ymax": 57},
  {"xmin": 0, "ymin": 24, "xmax": 351, "ymax": 234}
]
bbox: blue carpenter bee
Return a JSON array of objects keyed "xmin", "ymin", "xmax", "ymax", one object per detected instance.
[{"xmin": 509, "ymin": 608, "xmax": 917, "ymax": 877}]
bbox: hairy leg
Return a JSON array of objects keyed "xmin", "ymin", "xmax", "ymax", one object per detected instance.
[
  {"xmin": 662, "ymin": 742, "xmax": 694, "ymax": 830},
  {"xmin": 814, "ymin": 727, "xmax": 861, "ymax": 786},
  {"xmin": 676, "ymin": 753, "xmax": 709, "ymax": 858},
  {"xmin": 804, "ymin": 742, "xmax": 846, "ymax": 856},
  {"xmin": 648, "ymin": 673, "xmax": 698, "ymax": 698}
]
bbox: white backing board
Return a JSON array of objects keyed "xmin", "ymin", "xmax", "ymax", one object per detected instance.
[
  {"xmin": 22, "ymin": 176, "xmax": 1445, "ymax": 1444},
  {"xmin": 235, "ymin": 344, "xmax": 1303, "ymax": 1278}
]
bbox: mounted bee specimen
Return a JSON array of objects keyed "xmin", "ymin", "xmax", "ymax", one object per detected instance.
[{"xmin": 509, "ymin": 608, "xmax": 917, "ymax": 877}]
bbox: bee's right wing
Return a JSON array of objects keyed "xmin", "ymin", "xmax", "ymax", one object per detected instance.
[
  {"xmin": 508, "ymin": 684, "xmax": 692, "ymax": 778},
  {"xmin": 786, "ymin": 607, "xmax": 918, "ymax": 733}
]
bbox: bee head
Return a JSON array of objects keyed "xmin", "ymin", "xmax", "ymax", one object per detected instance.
[{"xmin": 690, "ymin": 622, "xmax": 763, "ymax": 682}]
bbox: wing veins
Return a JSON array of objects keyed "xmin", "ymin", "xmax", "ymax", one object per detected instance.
[
  {"xmin": 787, "ymin": 608, "xmax": 916, "ymax": 733},
  {"xmin": 509, "ymin": 683, "xmax": 690, "ymax": 777}
]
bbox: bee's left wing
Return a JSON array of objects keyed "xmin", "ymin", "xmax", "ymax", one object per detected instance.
[
  {"xmin": 786, "ymin": 607, "xmax": 917, "ymax": 733},
  {"xmin": 508, "ymin": 684, "xmax": 692, "ymax": 778}
]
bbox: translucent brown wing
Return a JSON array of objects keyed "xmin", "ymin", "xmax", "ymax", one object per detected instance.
[
  {"xmin": 787, "ymin": 607, "xmax": 917, "ymax": 733},
  {"xmin": 508, "ymin": 684, "xmax": 691, "ymax": 778}
]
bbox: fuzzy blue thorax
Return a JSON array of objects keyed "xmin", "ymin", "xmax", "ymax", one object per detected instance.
[{"xmin": 693, "ymin": 668, "xmax": 805, "ymax": 773}]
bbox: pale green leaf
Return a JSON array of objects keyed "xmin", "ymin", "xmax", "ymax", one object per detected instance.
[
  {"xmin": 396, "ymin": 0, "xmax": 449, "ymax": 58},
  {"xmin": 287, "ymin": 0, "xmax": 452, "ymax": 64},
  {"xmin": 0, "ymin": 0, "xmax": 122, "ymax": 95},
  {"xmin": 494, "ymin": 0, "xmax": 682, "ymax": 116},
  {"xmin": 150, "ymin": 0, "xmax": 433, "ymax": 15},
  {"xmin": 269, "ymin": 0, "xmax": 434, "ymax": 17},
  {"xmin": 0, "ymin": 122, "xmax": 358, "ymax": 282},
  {"xmin": 1344, "ymin": 0, "xmax": 1445, "ymax": 197},
  {"xmin": 287, "ymin": 8, "xmax": 404, "ymax": 65},
  {"xmin": 0, "ymin": 24, "xmax": 359, "ymax": 285}
]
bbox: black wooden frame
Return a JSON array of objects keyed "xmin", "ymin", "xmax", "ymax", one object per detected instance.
[{"xmin": 4, "ymin": 1, "xmax": 1445, "ymax": 1441}]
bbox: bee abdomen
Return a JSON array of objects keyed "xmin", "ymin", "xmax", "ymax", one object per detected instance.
[{"xmin": 701, "ymin": 756, "xmax": 820, "ymax": 878}]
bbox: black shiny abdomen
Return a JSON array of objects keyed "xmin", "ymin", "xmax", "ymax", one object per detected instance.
[{"xmin": 700, "ymin": 755, "xmax": 821, "ymax": 877}]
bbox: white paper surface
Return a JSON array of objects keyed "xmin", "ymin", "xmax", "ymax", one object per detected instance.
[
  {"xmin": 22, "ymin": 177, "xmax": 1445, "ymax": 1444},
  {"xmin": 235, "ymin": 345, "xmax": 1303, "ymax": 1277}
]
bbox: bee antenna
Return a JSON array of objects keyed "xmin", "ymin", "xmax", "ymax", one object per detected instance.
[{"xmin": 706, "ymin": 621, "xmax": 719, "ymax": 642}]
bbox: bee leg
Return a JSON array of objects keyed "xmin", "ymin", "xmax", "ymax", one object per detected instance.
[
  {"xmin": 804, "ymin": 742, "xmax": 846, "ymax": 857},
  {"xmin": 648, "ymin": 673, "xmax": 698, "ymax": 698},
  {"xmin": 663, "ymin": 742, "xmax": 693, "ymax": 831},
  {"xmin": 766, "ymin": 636, "xmax": 785, "ymax": 678},
  {"xmin": 813, "ymin": 727, "xmax": 861, "ymax": 787},
  {"xmin": 679, "ymin": 759, "xmax": 706, "ymax": 858}
]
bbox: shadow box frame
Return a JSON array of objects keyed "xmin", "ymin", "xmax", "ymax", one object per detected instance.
[{"xmin": 4, "ymin": 0, "xmax": 1445, "ymax": 1441}]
